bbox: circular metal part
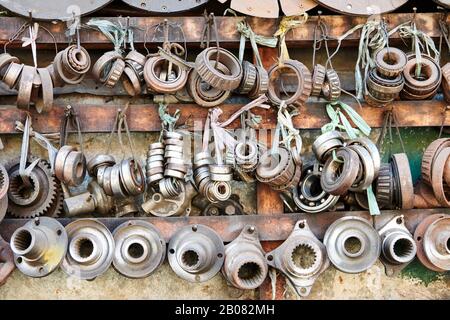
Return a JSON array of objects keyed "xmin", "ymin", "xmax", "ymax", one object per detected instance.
[
  {"xmin": 311, "ymin": 64, "xmax": 326, "ymax": 97},
  {"xmin": 223, "ymin": 225, "xmax": 268, "ymax": 290},
  {"xmin": 92, "ymin": 51, "xmax": 122, "ymax": 83},
  {"xmin": 120, "ymin": 0, "xmax": 208, "ymax": 13},
  {"xmin": 442, "ymin": 63, "xmax": 450, "ymax": 103},
  {"xmin": 312, "ymin": 130, "xmax": 344, "ymax": 163},
  {"xmin": 256, "ymin": 147, "xmax": 295, "ymax": 187},
  {"xmin": 322, "ymin": 68, "xmax": 341, "ymax": 101},
  {"xmin": 248, "ymin": 65, "xmax": 269, "ymax": 99},
  {"xmin": 430, "ymin": 147, "xmax": 450, "ymax": 207},
  {"xmin": 35, "ymin": 67, "xmax": 54, "ymax": 113},
  {"xmin": 122, "ymin": 66, "xmax": 142, "ymax": 96},
  {"xmin": 375, "ymin": 47, "xmax": 407, "ymax": 78},
  {"xmin": 267, "ymin": 59, "xmax": 312, "ymax": 106},
  {"xmin": 421, "ymin": 138, "xmax": 450, "ymax": 186},
  {"xmin": 321, "ymin": 147, "xmax": 360, "ymax": 196},
  {"xmin": 324, "ymin": 216, "xmax": 381, "ymax": 273},
  {"xmin": 414, "ymin": 214, "xmax": 449, "ymax": 272},
  {"xmin": 7, "ymin": 157, "xmax": 58, "ymax": 218},
  {"xmin": 3, "ymin": 62, "xmax": 23, "ymax": 89},
  {"xmin": 120, "ymin": 159, "xmax": 145, "ymax": 196},
  {"xmin": 422, "ymin": 215, "xmax": 450, "ymax": 271},
  {"xmin": 87, "ymin": 154, "xmax": 116, "ymax": 177},
  {"xmin": 391, "ymin": 153, "xmax": 414, "ymax": 209},
  {"xmin": 61, "ymin": 219, "xmax": 115, "ymax": 280},
  {"xmin": 104, "ymin": 58, "xmax": 125, "ymax": 88},
  {"xmin": 315, "ymin": 0, "xmax": 408, "ymax": 16},
  {"xmin": 265, "ymin": 220, "xmax": 329, "ymax": 297},
  {"xmin": 16, "ymin": 65, "xmax": 35, "ymax": 110},
  {"xmin": 63, "ymin": 151, "xmax": 87, "ymax": 187},
  {"xmin": 294, "ymin": 163, "xmax": 339, "ymax": 213},
  {"xmin": 0, "ymin": 0, "xmax": 113, "ymax": 20},
  {"xmin": 187, "ymin": 64, "xmax": 231, "ymax": 108},
  {"xmin": 10, "ymin": 217, "xmax": 67, "ymax": 277},
  {"xmin": 347, "ymin": 145, "xmax": 375, "ymax": 192},
  {"xmin": 112, "ymin": 220, "xmax": 166, "ymax": 278},
  {"xmin": 375, "ymin": 163, "xmax": 393, "ymax": 208},
  {"xmin": 195, "ymin": 47, "xmax": 243, "ymax": 91},
  {"xmin": 347, "ymin": 137, "xmax": 380, "ymax": 178},
  {"xmin": 237, "ymin": 61, "xmax": 257, "ymax": 95},
  {"xmin": 168, "ymin": 224, "xmax": 225, "ymax": 283},
  {"xmin": 144, "ymin": 55, "xmax": 188, "ymax": 94},
  {"xmin": 0, "ymin": 163, "xmax": 10, "ymax": 201}
]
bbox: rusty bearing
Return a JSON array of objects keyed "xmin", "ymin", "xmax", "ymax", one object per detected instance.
[
  {"xmin": 267, "ymin": 59, "xmax": 312, "ymax": 106},
  {"xmin": 320, "ymin": 147, "xmax": 360, "ymax": 196},
  {"xmin": 237, "ymin": 61, "xmax": 257, "ymax": 95},
  {"xmin": 375, "ymin": 47, "xmax": 407, "ymax": 77},
  {"xmin": 311, "ymin": 64, "xmax": 326, "ymax": 97},
  {"xmin": 430, "ymin": 147, "xmax": 450, "ymax": 207},
  {"xmin": 144, "ymin": 55, "xmax": 188, "ymax": 94},
  {"xmin": 248, "ymin": 65, "xmax": 269, "ymax": 99},
  {"xmin": 195, "ymin": 47, "xmax": 243, "ymax": 91},
  {"xmin": 391, "ymin": 153, "xmax": 414, "ymax": 209},
  {"xmin": 421, "ymin": 138, "xmax": 450, "ymax": 186},
  {"xmin": 322, "ymin": 68, "xmax": 341, "ymax": 101},
  {"xmin": 442, "ymin": 63, "xmax": 450, "ymax": 103}
]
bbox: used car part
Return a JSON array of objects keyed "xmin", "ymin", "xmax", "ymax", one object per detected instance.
[
  {"xmin": 222, "ymin": 225, "xmax": 268, "ymax": 290},
  {"xmin": 311, "ymin": 64, "xmax": 326, "ymax": 97},
  {"xmin": 320, "ymin": 147, "xmax": 360, "ymax": 196},
  {"xmin": 237, "ymin": 61, "xmax": 257, "ymax": 95},
  {"xmin": 378, "ymin": 215, "xmax": 416, "ymax": 276},
  {"xmin": 347, "ymin": 137, "xmax": 380, "ymax": 178},
  {"xmin": 121, "ymin": 0, "xmax": 208, "ymax": 13},
  {"xmin": 7, "ymin": 157, "xmax": 59, "ymax": 218},
  {"xmin": 0, "ymin": 164, "xmax": 9, "ymax": 223},
  {"xmin": 201, "ymin": 196, "xmax": 244, "ymax": 216},
  {"xmin": 256, "ymin": 147, "xmax": 296, "ymax": 188},
  {"xmin": 267, "ymin": 59, "xmax": 312, "ymax": 106},
  {"xmin": 195, "ymin": 47, "xmax": 243, "ymax": 91},
  {"xmin": 312, "ymin": 130, "xmax": 344, "ymax": 163},
  {"xmin": 266, "ymin": 220, "xmax": 329, "ymax": 297},
  {"xmin": 315, "ymin": 0, "xmax": 408, "ymax": 16},
  {"xmin": 54, "ymin": 145, "xmax": 87, "ymax": 187},
  {"xmin": 63, "ymin": 180, "xmax": 113, "ymax": 217},
  {"xmin": 61, "ymin": 219, "xmax": 114, "ymax": 280},
  {"xmin": 112, "ymin": 220, "xmax": 166, "ymax": 278},
  {"xmin": 144, "ymin": 55, "xmax": 188, "ymax": 94},
  {"xmin": 442, "ymin": 63, "xmax": 450, "ymax": 103},
  {"xmin": 391, "ymin": 153, "xmax": 414, "ymax": 209},
  {"xmin": 347, "ymin": 144, "xmax": 375, "ymax": 192},
  {"xmin": 293, "ymin": 163, "xmax": 339, "ymax": 213},
  {"xmin": 322, "ymin": 69, "xmax": 341, "ymax": 101},
  {"xmin": 324, "ymin": 216, "xmax": 380, "ymax": 273},
  {"xmin": 142, "ymin": 181, "xmax": 197, "ymax": 217},
  {"xmin": 10, "ymin": 217, "xmax": 68, "ymax": 277},
  {"xmin": 421, "ymin": 138, "xmax": 450, "ymax": 186},
  {"xmin": 0, "ymin": 236, "xmax": 14, "ymax": 286},
  {"xmin": 374, "ymin": 47, "xmax": 407, "ymax": 78},
  {"xmin": 414, "ymin": 214, "xmax": 450, "ymax": 272},
  {"xmin": 168, "ymin": 224, "xmax": 225, "ymax": 282},
  {"xmin": 375, "ymin": 163, "xmax": 394, "ymax": 208}
]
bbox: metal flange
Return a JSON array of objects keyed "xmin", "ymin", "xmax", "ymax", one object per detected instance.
[
  {"xmin": 378, "ymin": 215, "xmax": 416, "ymax": 276},
  {"xmin": 10, "ymin": 217, "xmax": 67, "ymax": 277},
  {"xmin": 168, "ymin": 224, "xmax": 225, "ymax": 283},
  {"xmin": 222, "ymin": 225, "xmax": 268, "ymax": 290},
  {"xmin": 112, "ymin": 220, "xmax": 166, "ymax": 278},
  {"xmin": 61, "ymin": 219, "xmax": 114, "ymax": 280},
  {"xmin": 265, "ymin": 220, "xmax": 329, "ymax": 297},
  {"xmin": 324, "ymin": 216, "xmax": 380, "ymax": 273}
]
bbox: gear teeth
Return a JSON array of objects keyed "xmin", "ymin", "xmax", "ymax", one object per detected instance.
[{"xmin": 6, "ymin": 156, "xmax": 59, "ymax": 218}]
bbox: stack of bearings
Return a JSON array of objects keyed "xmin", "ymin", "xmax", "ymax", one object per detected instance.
[
  {"xmin": 54, "ymin": 145, "xmax": 87, "ymax": 187},
  {"xmin": 313, "ymin": 131, "xmax": 380, "ymax": 197},
  {"xmin": 255, "ymin": 146, "xmax": 301, "ymax": 191},
  {"xmin": 188, "ymin": 47, "xmax": 243, "ymax": 107},
  {"xmin": 401, "ymin": 52, "xmax": 442, "ymax": 100},
  {"xmin": 88, "ymin": 155, "xmax": 145, "ymax": 198},
  {"xmin": 146, "ymin": 142, "xmax": 165, "ymax": 185},
  {"xmin": 159, "ymin": 131, "xmax": 188, "ymax": 199},
  {"xmin": 193, "ymin": 152, "xmax": 232, "ymax": 203},
  {"xmin": 364, "ymin": 47, "xmax": 406, "ymax": 107},
  {"xmin": 51, "ymin": 45, "xmax": 91, "ymax": 87},
  {"xmin": 122, "ymin": 50, "xmax": 146, "ymax": 96},
  {"xmin": 235, "ymin": 141, "xmax": 259, "ymax": 173}
]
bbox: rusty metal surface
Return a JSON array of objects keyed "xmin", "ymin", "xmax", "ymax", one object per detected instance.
[
  {"xmin": 121, "ymin": 0, "xmax": 208, "ymax": 13},
  {"xmin": 1, "ymin": 209, "xmax": 448, "ymax": 243},
  {"xmin": 0, "ymin": 0, "xmax": 113, "ymax": 20}
]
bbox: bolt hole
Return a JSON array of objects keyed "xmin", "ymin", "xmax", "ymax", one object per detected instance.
[
  {"xmin": 217, "ymin": 253, "xmax": 223, "ymax": 258},
  {"xmin": 192, "ymin": 225, "xmax": 198, "ymax": 232},
  {"xmin": 247, "ymin": 227, "xmax": 255, "ymax": 234},
  {"xmin": 39, "ymin": 267, "xmax": 44, "ymax": 273},
  {"xmin": 16, "ymin": 257, "xmax": 22, "ymax": 264},
  {"xmin": 298, "ymin": 222, "xmax": 305, "ymax": 229},
  {"xmin": 417, "ymin": 236, "xmax": 422, "ymax": 241},
  {"xmin": 169, "ymin": 248, "xmax": 175, "ymax": 254},
  {"xmin": 267, "ymin": 255, "xmax": 273, "ymax": 261},
  {"xmin": 56, "ymin": 230, "xmax": 62, "ymax": 236},
  {"xmin": 396, "ymin": 217, "xmax": 403, "ymax": 224}
]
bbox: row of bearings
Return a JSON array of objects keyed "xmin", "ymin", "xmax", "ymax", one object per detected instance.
[
  {"xmin": 87, "ymin": 154, "xmax": 145, "ymax": 198},
  {"xmin": 364, "ymin": 47, "xmax": 406, "ymax": 107},
  {"xmin": 312, "ymin": 131, "xmax": 380, "ymax": 196},
  {"xmin": 0, "ymin": 45, "xmax": 90, "ymax": 113},
  {"xmin": 8, "ymin": 214, "xmax": 449, "ymax": 295},
  {"xmin": 193, "ymin": 152, "xmax": 232, "ymax": 203},
  {"xmin": 92, "ymin": 49, "xmax": 146, "ymax": 94}
]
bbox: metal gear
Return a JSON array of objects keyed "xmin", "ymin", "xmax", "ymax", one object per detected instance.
[{"xmin": 6, "ymin": 156, "xmax": 58, "ymax": 218}]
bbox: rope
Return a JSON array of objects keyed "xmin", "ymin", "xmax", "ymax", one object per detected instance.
[
  {"xmin": 274, "ymin": 14, "xmax": 308, "ymax": 63},
  {"xmin": 158, "ymin": 103, "xmax": 180, "ymax": 142},
  {"xmin": 86, "ymin": 19, "xmax": 127, "ymax": 52},
  {"xmin": 60, "ymin": 105, "xmax": 84, "ymax": 154}
]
